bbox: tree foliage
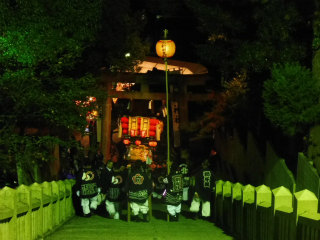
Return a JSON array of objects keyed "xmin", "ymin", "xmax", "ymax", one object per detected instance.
[
  {"xmin": 183, "ymin": 0, "xmax": 314, "ymax": 146},
  {"xmin": 0, "ymin": 0, "xmax": 149, "ymax": 184},
  {"xmin": 0, "ymin": 0, "xmax": 105, "ymax": 183},
  {"xmin": 199, "ymin": 71, "xmax": 248, "ymax": 134},
  {"xmin": 80, "ymin": 0, "xmax": 150, "ymax": 73},
  {"xmin": 185, "ymin": 0, "xmax": 312, "ymax": 75},
  {"xmin": 263, "ymin": 63, "xmax": 320, "ymax": 136}
]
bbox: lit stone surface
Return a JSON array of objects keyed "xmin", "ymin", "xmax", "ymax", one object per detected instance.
[
  {"xmin": 294, "ymin": 189, "xmax": 318, "ymax": 216},
  {"xmin": 45, "ymin": 203, "xmax": 233, "ymax": 240},
  {"xmin": 243, "ymin": 184, "xmax": 255, "ymax": 204},
  {"xmin": 232, "ymin": 183, "xmax": 243, "ymax": 201},
  {"xmin": 222, "ymin": 181, "xmax": 232, "ymax": 198},
  {"xmin": 256, "ymin": 184, "xmax": 271, "ymax": 207},
  {"xmin": 215, "ymin": 180, "xmax": 224, "ymax": 195},
  {"xmin": 272, "ymin": 186, "xmax": 293, "ymax": 212}
]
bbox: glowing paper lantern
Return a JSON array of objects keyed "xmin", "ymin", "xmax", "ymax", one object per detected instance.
[
  {"xmin": 148, "ymin": 141, "xmax": 157, "ymax": 147},
  {"xmin": 156, "ymin": 40, "xmax": 176, "ymax": 58}
]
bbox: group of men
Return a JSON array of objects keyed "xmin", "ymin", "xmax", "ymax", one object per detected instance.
[
  {"xmin": 74, "ymin": 152, "xmax": 216, "ymax": 222},
  {"xmin": 162, "ymin": 160, "xmax": 215, "ymax": 221}
]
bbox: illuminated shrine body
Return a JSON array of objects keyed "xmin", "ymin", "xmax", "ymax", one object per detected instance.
[{"xmin": 99, "ymin": 56, "xmax": 212, "ymax": 165}]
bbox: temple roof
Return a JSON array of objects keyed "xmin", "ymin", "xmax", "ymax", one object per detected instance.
[{"xmin": 135, "ymin": 56, "xmax": 208, "ymax": 75}]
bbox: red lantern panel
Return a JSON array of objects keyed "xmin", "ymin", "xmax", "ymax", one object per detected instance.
[
  {"xmin": 150, "ymin": 119, "xmax": 159, "ymax": 125},
  {"xmin": 121, "ymin": 117, "xmax": 129, "ymax": 123},
  {"xmin": 140, "ymin": 130, "xmax": 148, "ymax": 138},
  {"xmin": 149, "ymin": 131, "xmax": 156, "ymax": 137},
  {"xmin": 122, "ymin": 123, "xmax": 128, "ymax": 129},
  {"xmin": 149, "ymin": 125, "xmax": 156, "ymax": 131}
]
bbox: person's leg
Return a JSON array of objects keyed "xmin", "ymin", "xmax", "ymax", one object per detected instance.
[
  {"xmin": 167, "ymin": 204, "xmax": 176, "ymax": 221},
  {"xmin": 189, "ymin": 196, "xmax": 200, "ymax": 219},
  {"xmin": 81, "ymin": 198, "xmax": 90, "ymax": 216},
  {"xmin": 201, "ymin": 200, "xmax": 211, "ymax": 218},
  {"xmin": 106, "ymin": 200, "xmax": 116, "ymax": 218},
  {"xmin": 113, "ymin": 201, "xmax": 120, "ymax": 220},
  {"xmin": 183, "ymin": 187, "xmax": 189, "ymax": 201},
  {"xmin": 130, "ymin": 202, "xmax": 140, "ymax": 221},
  {"xmin": 140, "ymin": 200, "xmax": 149, "ymax": 222},
  {"xmin": 175, "ymin": 203, "xmax": 182, "ymax": 221},
  {"xmin": 90, "ymin": 195, "xmax": 98, "ymax": 213}
]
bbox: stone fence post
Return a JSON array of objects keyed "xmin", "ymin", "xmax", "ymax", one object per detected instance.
[
  {"xmin": 222, "ymin": 181, "xmax": 233, "ymax": 233},
  {"xmin": 232, "ymin": 182, "xmax": 243, "ymax": 239},
  {"xmin": 243, "ymin": 184, "xmax": 256, "ymax": 240},
  {"xmin": 256, "ymin": 185, "xmax": 273, "ymax": 240}
]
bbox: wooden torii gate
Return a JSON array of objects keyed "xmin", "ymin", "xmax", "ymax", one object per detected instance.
[{"xmin": 99, "ymin": 70, "xmax": 214, "ymax": 162}]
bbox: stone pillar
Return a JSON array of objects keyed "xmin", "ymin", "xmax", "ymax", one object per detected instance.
[
  {"xmin": 256, "ymin": 184, "xmax": 272, "ymax": 208},
  {"xmin": 243, "ymin": 184, "xmax": 255, "ymax": 205},
  {"xmin": 294, "ymin": 189, "xmax": 318, "ymax": 223},
  {"xmin": 232, "ymin": 183, "xmax": 244, "ymax": 239},
  {"xmin": 272, "ymin": 186, "xmax": 293, "ymax": 214},
  {"xmin": 214, "ymin": 180, "xmax": 224, "ymax": 226},
  {"xmin": 272, "ymin": 186, "xmax": 295, "ymax": 240},
  {"xmin": 243, "ymin": 184, "xmax": 256, "ymax": 240},
  {"xmin": 222, "ymin": 181, "xmax": 233, "ymax": 231},
  {"xmin": 256, "ymin": 185, "xmax": 273, "ymax": 240},
  {"xmin": 232, "ymin": 182, "xmax": 243, "ymax": 201}
]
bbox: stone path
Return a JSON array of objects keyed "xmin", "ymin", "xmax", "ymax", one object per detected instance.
[{"xmin": 45, "ymin": 202, "xmax": 234, "ymax": 240}]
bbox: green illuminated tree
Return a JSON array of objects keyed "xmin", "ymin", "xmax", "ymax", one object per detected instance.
[
  {"xmin": 0, "ymin": 0, "xmax": 105, "ymax": 184},
  {"xmin": 263, "ymin": 63, "xmax": 320, "ymax": 136},
  {"xmin": 0, "ymin": 0, "xmax": 149, "ymax": 184},
  {"xmin": 185, "ymin": 0, "xmax": 313, "ymax": 135}
]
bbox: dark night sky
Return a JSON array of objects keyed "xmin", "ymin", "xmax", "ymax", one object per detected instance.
[{"xmin": 132, "ymin": 0, "xmax": 205, "ymax": 62}]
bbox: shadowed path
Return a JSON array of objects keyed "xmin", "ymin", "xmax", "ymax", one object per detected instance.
[{"xmin": 45, "ymin": 202, "xmax": 233, "ymax": 240}]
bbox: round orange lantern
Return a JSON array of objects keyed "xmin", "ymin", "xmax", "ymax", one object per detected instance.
[
  {"xmin": 148, "ymin": 141, "xmax": 157, "ymax": 147},
  {"xmin": 156, "ymin": 40, "xmax": 176, "ymax": 58},
  {"xmin": 135, "ymin": 140, "xmax": 141, "ymax": 146},
  {"xmin": 123, "ymin": 139, "xmax": 130, "ymax": 145}
]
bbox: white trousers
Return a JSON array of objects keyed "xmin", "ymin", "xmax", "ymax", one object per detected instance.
[
  {"xmin": 190, "ymin": 197, "xmax": 211, "ymax": 217},
  {"xmin": 130, "ymin": 200, "xmax": 149, "ymax": 215},
  {"xmin": 81, "ymin": 196, "xmax": 98, "ymax": 214},
  {"xmin": 105, "ymin": 200, "xmax": 120, "ymax": 219},
  {"xmin": 183, "ymin": 187, "xmax": 189, "ymax": 201},
  {"xmin": 167, "ymin": 203, "xmax": 181, "ymax": 216}
]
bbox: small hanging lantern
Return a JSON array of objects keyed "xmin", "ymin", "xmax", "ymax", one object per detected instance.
[
  {"xmin": 123, "ymin": 139, "xmax": 130, "ymax": 145},
  {"xmin": 148, "ymin": 141, "xmax": 157, "ymax": 147},
  {"xmin": 135, "ymin": 140, "xmax": 142, "ymax": 146},
  {"xmin": 156, "ymin": 29, "xmax": 176, "ymax": 59}
]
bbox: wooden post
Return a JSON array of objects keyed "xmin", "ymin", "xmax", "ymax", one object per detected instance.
[
  {"xmin": 179, "ymin": 81, "xmax": 188, "ymax": 126},
  {"xmin": 102, "ymin": 81, "xmax": 113, "ymax": 163}
]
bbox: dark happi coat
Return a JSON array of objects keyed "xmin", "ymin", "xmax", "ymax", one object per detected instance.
[
  {"xmin": 194, "ymin": 168, "xmax": 215, "ymax": 202},
  {"xmin": 165, "ymin": 171, "xmax": 183, "ymax": 206},
  {"xmin": 126, "ymin": 167, "xmax": 152, "ymax": 204},
  {"xmin": 76, "ymin": 166, "xmax": 99, "ymax": 199}
]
